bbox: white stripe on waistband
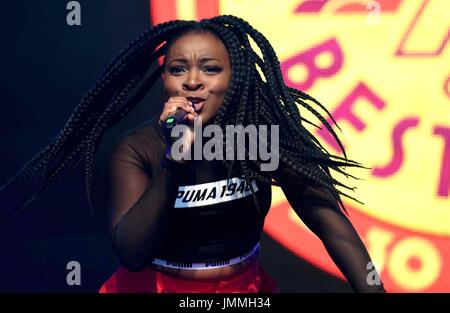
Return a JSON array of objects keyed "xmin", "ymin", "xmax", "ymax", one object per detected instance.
[{"xmin": 151, "ymin": 242, "xmax": 261, "ymax": 270}]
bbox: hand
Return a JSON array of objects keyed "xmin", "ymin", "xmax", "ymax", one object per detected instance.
[
  {"xmin": 158, "ymin": 97, "xmax": 198, "ymax": 163},
  {"xmin": 158, "ymin": 96, "xmax": 197, "ymax": 126}
]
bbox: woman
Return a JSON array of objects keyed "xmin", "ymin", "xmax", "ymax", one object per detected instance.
[{"xmin": 1, "ymin": 15, "xmax": 385, "ymax": 293}]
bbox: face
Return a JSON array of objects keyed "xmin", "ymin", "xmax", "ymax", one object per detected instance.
[{"xmin": 163, "ymin": 31, "xmax": 231, "ymax": 125}]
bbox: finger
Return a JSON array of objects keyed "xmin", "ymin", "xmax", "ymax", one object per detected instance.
[
  {"xmin": 161, "ymin": 99, "xmax": 195, "ymax": 122},
  {"xmin": 167, "ymin": 98, "xmax": 194, "ymax": 113},
  {"xmin": 161, "ymin": 101, "xmax": 190, "ymax": 120},
  {"xmin": 186, "ymin": 113, "xmax": 196, "ymax": 122},
  {"xmin": 164, "ymin": 103, "xmax": 190, "ymax": 115},
  {"xmin": 159, "ymin": 106, "xmax": 178, "ymax": 121}
]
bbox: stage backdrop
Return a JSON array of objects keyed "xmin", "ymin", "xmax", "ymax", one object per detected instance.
[
  {"xmin": 0, "ymin": 0, "xmax": 348, "ymax": 292},
  {"xmin": 0, "ymin": 0, "xmax": 448, "ymax": 292},
  {"xmin": 149, "ymin": 0, "xmax": 450, "ymax": 292}
]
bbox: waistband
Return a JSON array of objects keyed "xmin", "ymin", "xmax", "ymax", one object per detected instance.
[{"xmin": 151, "ymin": 242, "xmax": 261, "ymax": 270}]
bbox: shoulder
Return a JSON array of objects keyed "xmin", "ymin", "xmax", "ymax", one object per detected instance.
[
  {"xmin": 110, "ymin": 119, "xmax": 166, "ymax": 169},
  {"xmin": 92, "ymin": 119, "xmax": 165, "ymax": 213}
]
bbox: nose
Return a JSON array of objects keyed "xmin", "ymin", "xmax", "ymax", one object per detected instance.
[{"xmin": 183, "ymin": 70, "xmax": 204, "ymax": 91}]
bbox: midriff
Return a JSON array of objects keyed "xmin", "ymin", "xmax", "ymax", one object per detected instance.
[{"xmin": 150, "ymin": 250, "xmax": 259, "ymax": 281}]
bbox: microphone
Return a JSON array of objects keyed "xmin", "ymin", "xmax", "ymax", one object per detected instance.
[
  {"xmin": 164, "ymin": 109, "xmax": 188, "ymax": 129},
  {"xmin": 163, "ymin": 100, "xmax": 195, "ymax": 129}
]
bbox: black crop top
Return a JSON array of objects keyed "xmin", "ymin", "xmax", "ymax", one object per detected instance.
[{"xmin": 106, "ymin": 119, "xmax": 386, "ymax": 292}]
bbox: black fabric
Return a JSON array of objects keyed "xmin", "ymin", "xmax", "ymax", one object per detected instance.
[
  {"xmin": 272, "ymin": 163, "xmax": 386, "ymax": 292},
  {"xmin": 106, "ymin": 120, "xmax": 385, "ymax": 292},
  {"xmin": 106, "ymin": 121, "xmax": 271, "ymax": 269}
]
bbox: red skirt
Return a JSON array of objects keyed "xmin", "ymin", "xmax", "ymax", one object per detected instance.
[{"xmin": 99, "ymin": 261, "xmax": 279, "ymax": 293}]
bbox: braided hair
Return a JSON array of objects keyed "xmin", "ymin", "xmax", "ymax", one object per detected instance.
[{"xmin": 0, "ymin": 15, "xmax": 368, "ymax": 217}]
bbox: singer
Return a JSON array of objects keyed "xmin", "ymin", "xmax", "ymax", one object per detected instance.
[{"xmin": 1, "ymin": 15, "xmax": 386, "ymax": 293}]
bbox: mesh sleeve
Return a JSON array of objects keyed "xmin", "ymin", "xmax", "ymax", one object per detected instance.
[
  {"xmin": 272, "ymin": 162, "xmax": 386, "ymax": 292},
  {"xmin": 106, "ymin": 135, "xmax": 182, "ymax": 272}
]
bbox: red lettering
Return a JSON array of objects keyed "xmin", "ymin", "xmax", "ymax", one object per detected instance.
[
  {"xmin": 372, "ymin": 118, "xmax": 420, "ymax": 177},
  {"xmin": 281, "ymin": 38, "xmax": 343, "ymax": 91},
  {"xmin": 315, "ymin": 82, "xmax": 385, "ymax": 153},
  {"xmin": 433, "ymin": 126, "xmax": 450, "ymax": 197},
  {"xmin": 444, "ymin": 75, "xmax": 450, "ymax": 99}
]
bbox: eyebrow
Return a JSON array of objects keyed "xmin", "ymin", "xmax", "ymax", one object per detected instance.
[{"xmin": 168, "ymin": 57, "xmax": 221, "ymax": 64}]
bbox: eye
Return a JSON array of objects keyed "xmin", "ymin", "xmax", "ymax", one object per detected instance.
[
  {"xmin": 203, "ymin": 66, "xmax": 222, "ymax": 73},
  {"xmin": 168, "ymin": 66, "xmax": 185, "ymax": 74}
]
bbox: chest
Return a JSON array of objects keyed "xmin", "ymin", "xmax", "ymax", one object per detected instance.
[{"xmin": 167, "ymin": 159, "xmax": 272, "ymax": 217}]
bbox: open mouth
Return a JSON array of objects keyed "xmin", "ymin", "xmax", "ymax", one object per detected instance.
[{"xmin": 187, "ymin": 97, "xmax": 208, "ymax": 113}]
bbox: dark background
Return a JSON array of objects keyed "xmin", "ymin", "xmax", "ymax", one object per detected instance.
[{"xmin": 0, "ymin": 0, "xmax": 351, "ymax": 292}]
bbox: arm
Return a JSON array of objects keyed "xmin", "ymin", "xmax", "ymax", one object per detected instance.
[
  {"xmin": 272, "ymin": 163, "xmax": 386, "ymax": 292},
  {"xmin": 107, "ymin": 136, "xmax": 180, "ymax": 272},
  {"xmin": 108, "ymin": 97, "xmax": 194, "ymax": 271}
]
